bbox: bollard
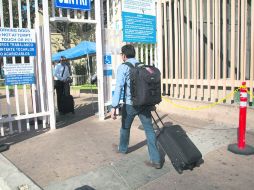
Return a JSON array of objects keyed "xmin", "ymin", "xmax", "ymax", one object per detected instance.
[{"xmin": 228, "ymin": 82, "xmax": 254, "ymax": 155}]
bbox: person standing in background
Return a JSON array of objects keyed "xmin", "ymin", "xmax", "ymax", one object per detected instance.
[{"xmin": 53, "ymin": 56, "xmax": 71, "ymax": 114}]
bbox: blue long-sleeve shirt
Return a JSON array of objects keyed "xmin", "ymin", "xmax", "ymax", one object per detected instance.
[{"xmin": 112, "ymin": 58, "xmax": 139, "ymax": 108}]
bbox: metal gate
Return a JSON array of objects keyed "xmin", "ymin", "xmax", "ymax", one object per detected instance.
[
  {"xmin": 49, "ymin": 0, "xmax": 104, "ymax": 119},
  {"xmin": 0, "ymin": 0, "xmax": 55, "ymax": 137},
  {"xmin": 158, "ymin": 0, "xmax": 254, "ymax": 104}
]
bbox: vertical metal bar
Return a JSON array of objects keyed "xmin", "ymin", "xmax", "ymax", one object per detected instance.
[
  {"xmin": 250, "ymin": 0, "xmax": 254, "ymax": 104},
  {"xmin": 174, "ymin": 0, "xmax": 179, "ymax": 98},
  {"xmin": 95, "ymin": 0, "xmax": 105, "ymax": 120},
  {"xmin": 212, "ymin": 0, "xmax": 215, "ymax": 80},
  {"xmin": 51, "ymin": 0, "xmax": 55, "ymax": 17},
  {"xmin": 243, "ymin": 0, "xmax": 247, "ymax": 82},
  {"xmin": 169, "ymin": 1, "xmax": 174, "ymax": 97},
  {"xmin": 4, "ymin": 0, "xmax": 13, "ymax": 134},
  {"xmin": 88, "ymin": 8, "xmax": 91, "ymax": 20},
  {"xmin": 81, "ymin": 10, "xmax": 85, "ymax": 20},
  {"xmin": 164, "ymin": 2, "xmax": 169, "ymax": 95},
  {"xmin": 135, "ymin": 44, "xmax": 138, "ymax": 59},
  {"xmin": 157, "ymin": 0, "xmax": 163, "ymax": 95},
  {"xmin": 186, "ymin": 0, "xmax": 190, "ymax": 99},
  {"xmin": 19, "ymin": 0, "xmax": 24, "ymax": 64},
  {"xmin": 222, "ymin": 0, "xmax": 227, "ymax": 100},
  {"xmin": 192, "ymin": 0, "xmax": 197, "ymax": 99},
  {"xmin": 196, "ymin": 0, "xmax": 200, "ymax": 92},
  {"xmin": 207, "ymin": 0, "xmax": 211, "ymax": 101},
  {"xmin": 23, "ymin": 0, "xmax": 31, "ymax": 131},
  {"xmin": 154, "ymin": 44, "xmax": 158, "ymax": 68},
  {"xmin": 200, "ymin": 0, "xmax": 204, "ymax": 100},
  {"xmin": 141, "ymin": 45, "xmax": 144, "ymax": 62},
  {"xmin": 135, "ymin": 43, "xmax": 139, "ymax": 60},
  {"xmin": 107, "ymin": 0, "xmax": 110, "ymax": 28},
  {"xmin": 74, "ymin": 10, "xmax": 77, "ymax": 19},
  {"xmin": 145, "ymin": 44, "xmax": 148, "ymax": 65},
  {"xmin": 149, "ymin": 44, "xmax": 153, "ymax": 65},
  {"xmin": 35, "ymin": 0, "xmax": 46, "ymax": 128},
  {"xmin": 180, "ymin": 0, "xmax": 185, "ymax": 98},
  {"xmin": 67, "ymin": 9, "xmax": 70, "ymax": 19},
  {"xmin": 43, "ymin": 0, "xmax": 56, "ymax": 129},
  {"xmin": 20, "ymin": 5, "xmax": 25, "ymax": 131},
  {"xmin": 218, "ymin": 0, "xmax": 221, "ymax": 81},
  {"xmin": 26, "ymin": 0, "xmax": 38, "ymax": 130},
  {"xmin": 230, "ymin": 0, "xmax": 236, "ymax": 102},
  {"xmin": 0, "ymin": 0, "xmax": 4, "ymax": 136},
  {"xmin": 0, "ymin": 0, "xmax": 4, "ymax": 26},
  {"xmin": 240, "ymin": 0, "xmax": 245, "ymax": 81},
  {"xmin": 237, "ymin": 0, "xmax": 241, "ymax": 80},
  {"xmin": 10, "ymin": 0, "xmax": 22, "ymax": 133},
  {"xmin": 59, "ymin": 8, "xmax": 63, "ymax": 17},
  {"xmin": 214, "ymin": 0, "xmax": 219, "ymax": 101}
]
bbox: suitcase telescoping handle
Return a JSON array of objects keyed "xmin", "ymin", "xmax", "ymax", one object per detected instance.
[{"xmin": 151, "ymin": 110, "xmax": 166, "ymax": 133}]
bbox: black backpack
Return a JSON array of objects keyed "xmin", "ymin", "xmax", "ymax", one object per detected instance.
[{"xmin": 124, "ymin": 62, "xmax": 161, "ymax": 106}]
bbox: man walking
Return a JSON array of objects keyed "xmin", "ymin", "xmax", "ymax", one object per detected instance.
[{"xmin": 111, "ymin": 44, "xmax": 164, "ymax": 169}]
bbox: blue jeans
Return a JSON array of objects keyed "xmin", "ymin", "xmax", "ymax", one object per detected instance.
[{"xmin": 119, "ymin": 104, "xmax": 161, "ymax": 163}]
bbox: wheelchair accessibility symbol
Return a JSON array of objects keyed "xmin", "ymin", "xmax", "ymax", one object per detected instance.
[{"xmin": 104, "ymin": 55, "xmax": 112, "ymax": 65}]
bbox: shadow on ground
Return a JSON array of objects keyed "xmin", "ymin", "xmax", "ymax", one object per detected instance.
[
  {"xmin": 56, "ymin": 102, "xmax": 98, "ymax": 129},
  {"xmin": 0, "ymin": 99, "xmax": 98, "ymax": 147}
]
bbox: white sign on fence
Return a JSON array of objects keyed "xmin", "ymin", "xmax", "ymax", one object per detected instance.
[
  {"xmin": 3, "ymin": 63, "xmax": 35, "ymax": 85},
  {"xmin": 122, "ymin": 0, "xmax": 156, "ymax": 43},
  {"xmin": 0, "ymin": 27, "xmax": 36, "ymax": 57}
]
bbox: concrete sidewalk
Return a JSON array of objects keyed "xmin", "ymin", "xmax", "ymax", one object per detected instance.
[{"xmin": 0, "ymin": 94, "xmax": 254, "ymax": 190}]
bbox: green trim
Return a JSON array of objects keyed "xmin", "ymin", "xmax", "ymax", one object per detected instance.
[{"xmin": 71, "ymin": 84, "xmax": 97, "ymax": 90}]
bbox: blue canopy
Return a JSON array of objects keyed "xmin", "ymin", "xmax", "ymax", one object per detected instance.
[{"xmin": 52, "ymin": 41, "xmax": 96, "ymax": 62}]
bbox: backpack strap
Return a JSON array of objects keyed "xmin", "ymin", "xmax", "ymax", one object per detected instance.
[
  {"xmin": 123, "ymin": 62, "xmax": 143, "ymax": 68},
  {"xmin": 123, "ymin": 62, "xmax": 134, "ymax": 68},
  {"xmin": 122, "ymin": 62, "xmax": 137, "ymax": 103}
]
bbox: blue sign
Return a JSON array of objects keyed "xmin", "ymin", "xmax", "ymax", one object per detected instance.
[
  {"xmin": 3, "ymin": 63, "xmax": 35, "ymax": 85},
  {"xmin": 0, "ymin": 28, "xmax": 36, "ymax": 57},
  {"xmin": 122, "ymin": 12, "xmax": 156, "ymax": 43},
  {"xmin": 0, "ymin": 42, "xmax": 36, "ymax": 57},
  {"xmin": 5, "ymin": 74, "xmax": 35, "ymax": 85},
  {"xmin": 55, "ymin": 0, "xmax": 91, "ymax": 10},
  {"xmin": 104, "ymin": 55, "xmax": 112, "ymax": 76},
  {"xmin": 104, "ymin": 55, "xmax": 112, "ymax": 64},
  {"xmin": 104, "ymin": 70, "xmax": 112, "ymax": 76}
]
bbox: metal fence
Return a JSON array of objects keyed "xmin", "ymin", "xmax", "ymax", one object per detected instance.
[
  {"xmin": 0, "ymin": 0, "xmax": 55, "ymax": 137},
  {"xmin": 158, "ymin": 0, "xmax": 254, "ymax": 104}
]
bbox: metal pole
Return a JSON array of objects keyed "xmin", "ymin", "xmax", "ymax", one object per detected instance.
[
  {"xmin": 43, "ymin": 0, "xmax": 56, "ymax": 129},
  {"xmin": 95, "ymin": 0, "xmax": 105, "ymax": 120}
]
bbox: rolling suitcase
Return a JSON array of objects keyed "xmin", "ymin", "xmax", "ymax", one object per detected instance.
[
  {"xmin": 60, "ymin": 95, "xmax": 75, "ymax": 114},
  {"xmin": 152, "ymin": 110, "xmax": 203, "ymax": 174},
  {"xmin": 60, "ymin": 82, "xmax": 75, "ymax": 114}
]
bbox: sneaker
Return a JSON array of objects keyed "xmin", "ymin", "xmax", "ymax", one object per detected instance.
[
  {"xmin": 112, "ymin": 144, "xmax": 128, "ymax": 154},
  {"xmin": 145, "ymin": 158, "xmax": 165, "ymax": 169}
]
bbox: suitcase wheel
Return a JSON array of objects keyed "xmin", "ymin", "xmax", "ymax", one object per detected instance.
[
  {"xmin": 172, "ymin": 162, "xmax": 183, "ymax": 174},
  {"xmin": 175, "ymin": 166, "xmax": 183, "ymax": 174}
]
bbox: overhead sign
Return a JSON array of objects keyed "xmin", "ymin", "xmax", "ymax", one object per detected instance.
[
  {"xmin": 55, "ymin": 0, "xmax": 91, "ymax": 10},
  {"xmin": 122, "ymin": 0, "xmax": 156, "ymax": 43},
  {"xmin": 0, "ymin": 27, "xmax": 36, "ymax": 57},
  {"xmin": 3, "ymin": 63, "xmax": 35, "ymax": 85}
]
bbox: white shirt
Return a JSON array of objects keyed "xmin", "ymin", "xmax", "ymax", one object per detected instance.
[{"xmin": 53, "ymin": 63, "xmax": 70, "ymax": 81}]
